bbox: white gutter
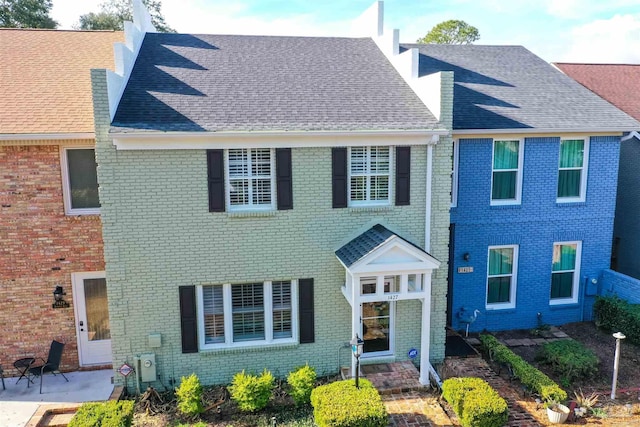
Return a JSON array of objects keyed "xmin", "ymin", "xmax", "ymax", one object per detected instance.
[
  {"xmin": 111, "ymin": 128, "xmax": 449, "ymax": 139},
  {"xmin": 425, "ymin": 144, "xmax": 434, "ymax": 253},
  {"xmin": 0, "ymin": 132, "xmax": 94, "ymax": 141},
  {"xmin": 453, "ymin": 128, "xmax": 634, "ymax": 135},
  {"xmin": 621, "ymin": 130, "xmax": 640, "ymax": 142}
]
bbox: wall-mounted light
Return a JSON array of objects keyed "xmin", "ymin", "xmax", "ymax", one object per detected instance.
[
  {"xmin": 52, "ymin": 286, "xmax": 70, "ymax": 309},
  {"xmin": 463, "ymin": 252, "xmax": 470, "ymax": 262}
]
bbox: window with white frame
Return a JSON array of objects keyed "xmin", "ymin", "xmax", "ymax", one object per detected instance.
[
  {"xmin": 491, "ymin": 140, "xmax": 523, "ymax": 205},
  {"xmin": 61, "ymin": 147, "xmax": 100, "ymax": 215},
  {"xmin": 557, "ymin": 139, "xmax": 588, "ymax": 202},
  {"xmin": 348, "ymin": 146, "xmax": 391, "ymax": 205},
  {"xmin": 550, "ymin": 242, "xmax": 581, "ymax": 304},
  {"xmin": 486, "ymin": 245, "xmax": 518, "ymax": 309},
  {"xmin": 199, "ymin": 280, "xmax": 297, "ymax": 348},
  {"xmin": 226, "ymin": 148, "xmax": 275, "ymax": 211}
]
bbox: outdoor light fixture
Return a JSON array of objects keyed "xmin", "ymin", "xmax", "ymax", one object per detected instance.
[
  {"xmin": 463, "ymin": 252, "xmax": 470, "ymax": 262},
  {"xmin": 351, "ymin": 334, "xmax": 364, "ymax": 389},
  {"xmin": 611, "ymin": 331, "xmax": 626, "ymax": 400},
  {"xmin": 52, "ymin": 285, "xmax": 69, "ymax": 308}
]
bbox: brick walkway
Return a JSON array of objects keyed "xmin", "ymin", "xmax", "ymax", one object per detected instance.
[{"xmin": 384, "ymin": 390, "xmax": 454, "ymax": 427}]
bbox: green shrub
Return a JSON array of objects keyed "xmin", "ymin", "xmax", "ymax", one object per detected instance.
[
  {"xmin": 480, "ymin": 334, "xmax": 567, "ymax": 402},
  {"xmin": 68, "ymin": 400, "xmax": 134, "ymax": 427},
  {"xmin": 536, "ymin": 339, "xmax": 599, "ymax": 383},
  {"xmin": 310, "ymin": 379, "xmax": 387, "ymax": 427},
  {"xmin": 441, "ymin": 377, "xmax": 508, "ymax": 427},
  {"xmin": 229, "ymin": 369, "xmax": 275, "ymax": 412},
  {"xmin": 176, "ymin": 373, "xmax": 204, "ymax": 417},
  {"xmin": 287, "ymin": 364, "xmax": 316, "ymax": 406},
  {"xmin": 594, "ymin": 296, "xmax": 640, "ymax": 345}
]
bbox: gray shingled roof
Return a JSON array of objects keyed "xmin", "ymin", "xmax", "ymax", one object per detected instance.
[
  {"xmin": 402, "ymin": 44, "xmax": 640, "ymax": 131},
  {"xmin": 336, "ymin": 224, "xmax": 431, "ymax": 268},
  {"xmin": 111, "ymin": 34, "xmax": 440, "ymax": 133}
]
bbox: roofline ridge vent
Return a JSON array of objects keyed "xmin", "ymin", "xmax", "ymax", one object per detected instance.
[{"xmin": 106, "ymin": 0, "xmax": 156, "ymax": 121}]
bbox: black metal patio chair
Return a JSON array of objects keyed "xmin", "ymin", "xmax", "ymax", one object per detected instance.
[{"xmin": 28, "ymin": 340, "xmax": 69, "ymax": 393}]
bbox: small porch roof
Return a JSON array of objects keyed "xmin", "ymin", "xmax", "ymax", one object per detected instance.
[{"xmin": 335, "ymin": 224, "xmax": 440, "ymax": 271}]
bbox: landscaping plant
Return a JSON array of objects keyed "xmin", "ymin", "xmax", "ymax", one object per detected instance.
[
  {"xmin": 594, "ymin": 296, "xmax": 640, "ymax": 345},
  {"xmin": 480, "ymin": 334, "xmax": 567, "ymax": 402},
  {"xmin": 176, "ymin": 373, "xmax": 204, "ymax": 417},
  {"xmin": 441, "ymin": 377, "xmax": 508, "ymax": 427},
  {"xmin": 230, "ymin": 369, "xmax": 275, "ymax": 412},
  {"xmin": 536, "ymin": 339, "xmax": 599, "ymax": 384},
  {"xmin": 68, "ymin": 400, "xmax": 135, "ymax": 427},
  {"xmin": 310, "ymin": 379, "xmax": 387, "ymax": 427},
  {"xmin": 287, "ymin": 364, "xmax": 317, "ymax": 406}
]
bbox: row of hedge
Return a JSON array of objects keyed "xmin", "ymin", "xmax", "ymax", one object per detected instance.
[
  {"xmin": 311, "ymin": 379, "xmax": 387, "ymax": 427},
  {"xmin": 594, "ymin": 296, "xmax": 640, "ymax": 345},
  {"xmin": 442, "ymin": 377, "xmax": 508, "ymax": 427},
  {"xmin": 480, "ymin": 334, "xmax": 567, "ymax": 402}
]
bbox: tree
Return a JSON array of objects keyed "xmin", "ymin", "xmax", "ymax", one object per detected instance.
[
  {"xmin": 416, "ymin": 20, "xmax": 479, "ymax": 45},
  {"xmin": 0, "ymin": 0, "xmax": 57, "ymax": 29},
  {"xmin": 76, "ymin": 0, "xmax": 174, "ymax": 33}
]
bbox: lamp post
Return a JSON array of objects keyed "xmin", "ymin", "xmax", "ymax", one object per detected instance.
[
  {"xmin": 611, "ymin": 332, "xmax": 626, "ymax": 400},
  {"xmin": 351, "ymin": 335, "xmax": 364, "ymax": 389}
]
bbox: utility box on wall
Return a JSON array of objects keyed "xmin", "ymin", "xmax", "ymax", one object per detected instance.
[{"xmin": 139, "ymin": 353, "xmax": 156, "ymax": 382}]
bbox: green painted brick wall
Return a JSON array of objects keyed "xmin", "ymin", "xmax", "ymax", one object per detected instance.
[{"xmin": 91, "ymin": 70, "xmax": 452, "ymax": 386}]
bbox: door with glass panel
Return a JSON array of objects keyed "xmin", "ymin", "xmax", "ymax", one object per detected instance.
[
  {"xmin": 72, "ymin": 272, "xmax": 112, "ymax": 366},
  {"xmin": 360, "ymin": 278, "xmax": 395, "ymax": 356}
]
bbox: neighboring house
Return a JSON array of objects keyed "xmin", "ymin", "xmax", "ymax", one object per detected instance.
[
  {"xmin": 554, "ymin": 63, "xmax": 640, "ymax": 279},
  {"xmin": 0, "ymin": 29, "xmax": 122, "ymax": 372},
  {"xmin": 408, "ymin": 47, "xmax": 638, "ymax": 332},
  {"xmin": 90, "ymin": 2, "xmax": 452, "ymax": 387}
]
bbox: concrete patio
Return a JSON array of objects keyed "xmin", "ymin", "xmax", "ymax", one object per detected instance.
[{"xmin": 0, "ymin": 369, "xmax": 114, "ymax": 427}]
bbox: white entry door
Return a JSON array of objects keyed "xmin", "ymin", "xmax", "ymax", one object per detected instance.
[{"xmin": 72, "ymin": 271, "xmax": 112, "ymax": 366}]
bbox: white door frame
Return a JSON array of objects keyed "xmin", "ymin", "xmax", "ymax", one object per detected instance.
[
  {"xmin": 71, "ymin": 271, "xmax": 111, "ymax": 366},
  {"xmin": 360, "ymin": 299, "xmax": 396, "ymax": 359}
]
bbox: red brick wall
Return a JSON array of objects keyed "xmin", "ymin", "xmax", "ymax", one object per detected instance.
[{"xmin": 0, "ymin": 143, "xmax": 105, "ymax": 374}]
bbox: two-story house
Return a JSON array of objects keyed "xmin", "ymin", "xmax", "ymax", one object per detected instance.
[
  {"xmin": 554, "ymin": 63, "xmax": 640, "ymax": 282},
  {"xmin": 90, "ymin": 1, "xmax": 452, "ymax": 387},
  {"xmin": 0, "ymin": 29, "xmax": 122, "ymax": 372},
  {"xmin": 413, "ymin": 46, "xmax": 639, "ymax": 332}
]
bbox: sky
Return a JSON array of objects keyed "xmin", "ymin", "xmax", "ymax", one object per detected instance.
[{"xmin": 50, "ymin": 0, "xmax": 640, "ymax": 64}]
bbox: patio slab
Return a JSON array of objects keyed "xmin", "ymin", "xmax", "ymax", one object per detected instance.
[{"xmin": 0, "ymin": 369, "xmax": 113, "ymax": 427}]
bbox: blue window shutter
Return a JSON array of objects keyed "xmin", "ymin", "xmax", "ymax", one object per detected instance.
[
  {"xmin": 276, "ymin": 148, "xmax": 293, "ymax": 210},
  {"xmin": 395, "ymin": 146, "xmax": 410, "ymax": 206},
  {"xmin": 207, "ymin": 150, "xmax": 225, "ymax": 212},
  {"xmin": 332, "ymin": 148, "xmax": 348, "ymax": 208},
  {"xmin": 179, "ymin": 286, "xmax": 198, "ymax": 353},
  {"xmin": 298, "ymin": 278, "xmax": 314, "ymax": 343}
]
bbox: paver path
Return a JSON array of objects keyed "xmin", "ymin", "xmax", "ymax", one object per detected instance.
[{"xmin": 384, "ymin": 390, "xmax": 453, "ymax": 427}]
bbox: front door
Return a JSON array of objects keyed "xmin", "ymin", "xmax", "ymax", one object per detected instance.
[
  {"xmin": 72, "ymin": 272, "xmax": 112, "ymax": 366},
  {"xmin": 361, "ymin": 301, "xmax": 394, "ymax": 356}
]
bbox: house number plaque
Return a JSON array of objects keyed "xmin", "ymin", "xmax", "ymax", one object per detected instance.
[{"xmin": 458, "ymin": 266, "xmax": 474, "ymax": 273}]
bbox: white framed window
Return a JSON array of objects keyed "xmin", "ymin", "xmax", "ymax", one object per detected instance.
[
  {"xmin": 60, "ymin": 147, "xmax": 100, "ymax": 215},
  {"xmin": 491, "ymin": 139, "xmax": 523, "ymax": 205},
  {"xmin": 557, "ymin": 139, "xmax": 589, "ymax": 202},
  {"xmin": 348, "ymin": 146, "xmax": 392, "ymax": 206},
  {"xmin": 451, "ymin": 140, "xmax": 459, "ymax": 208},
  {"xmin": 198, "ymin": 280, "xmax": 298, "ymax": 349},
  {"xmin": 486, "ymin": 245, "xmax": 518, "ymax": 309},
  {"xmin": 550, "ymin": 241, "xmax": 582, "ymax": 305},
  {"xmin": 226, "ymin": 148, "xmax": 276, "ymax": 211}
]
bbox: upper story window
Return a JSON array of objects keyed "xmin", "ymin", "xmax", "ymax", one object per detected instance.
[
  {"xmin": 199, "ymin": 280, "xmax": 297, "ymax": 349},
  {"xmin": 61, "ymin": 147, "xmax": 100, "ymax": 215},
  {"xmin": 491, "ymin": 140, "xmax": 523, "ymax": 205},
  {"xmin": 557, "ymin": 139, "xmax": 588, "ymax": 202},
  {"xmin": 550, "ymin": 242, "xmax": 581, "ymax": 305},
  {"xmin": 226, "ymin": 148, "xmax": 276, "ymax": 211},
  {"xmin": 486, "ymin": 245, "xmax": 518, "ymax": 309},
  {"xmin": 348, "ymin": 146, "xmax": 391, "ymax": 206}
]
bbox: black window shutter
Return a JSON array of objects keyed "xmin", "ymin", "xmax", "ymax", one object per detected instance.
[
  {"xmin": 395, "ymin": 146, "xmax": 411, "ymax": 206},
  {"xmin": 207, "ymin": 150, "xmax": 225, "ymax": 212},
  {"xmin": 298, "ymin": 278, "xmax": 314, "ymax": 343},
  {"xmin": 332, "ymin": 148, "xmax": 348, "ymax": 208},
  {"xmin": 179, "ymin": 286, "xmax": 198, "ymax": 353},
  {"xmin": 276, "ymin": 148, "xmax": 293, "ymax": 210}
]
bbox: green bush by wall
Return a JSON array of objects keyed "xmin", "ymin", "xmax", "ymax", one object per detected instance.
[
  {"xmin": 310, "ymin": 379, "xmax": 387, "ymax": 427},
  {"xmin": 68, "ymin": 400, "xmax": 134, "ymax": 427},
  {"xmin": 441, "ymin": 377, "xmax": 508, "ymax": 427},
  {"xmin": 594, "ymin": 296, "xmax": 640, "ymax": 345}
]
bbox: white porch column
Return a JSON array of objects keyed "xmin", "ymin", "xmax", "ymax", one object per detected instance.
[
  {"xmin": 351, "ymin": 276, "xmax": 359, "ymax": 378},
  {"xmin": 419, "ymin": 290, "xmax": 431, "ymax": 385}
]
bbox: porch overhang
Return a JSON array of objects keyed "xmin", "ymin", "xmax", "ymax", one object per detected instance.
[{"xmin": 335, "ymin": 224, "xmax": 440, "ymax": 385}]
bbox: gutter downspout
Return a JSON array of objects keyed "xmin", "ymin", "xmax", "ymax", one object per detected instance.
[{"xmin": 425, "ymin": 144, "xmax": 434, "ymax": 252}]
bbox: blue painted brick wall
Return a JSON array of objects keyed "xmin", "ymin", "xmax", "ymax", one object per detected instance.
[
  {"xmin": 601, "ymin": 269, "xmax": 640, "ymax": 304},
  {"xmin": 451, "ymin": 135, "xmax": 620, "ymax": 331}
]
